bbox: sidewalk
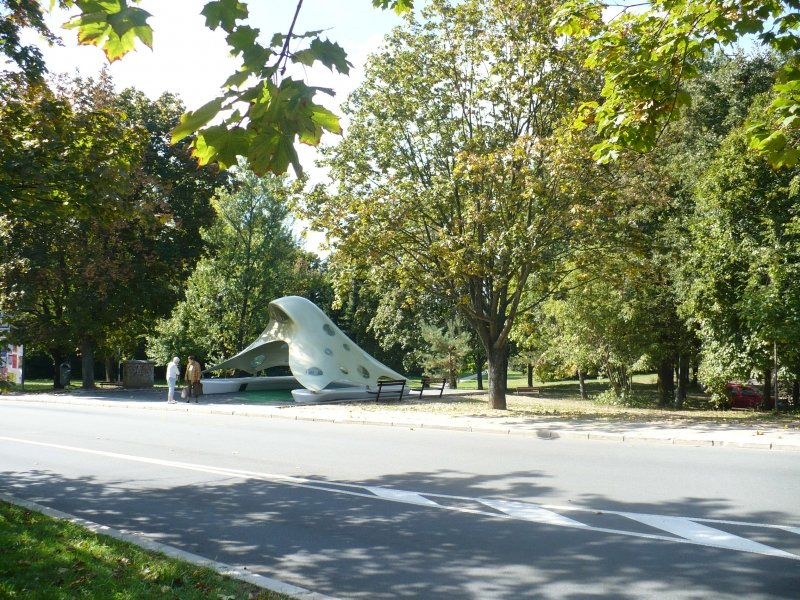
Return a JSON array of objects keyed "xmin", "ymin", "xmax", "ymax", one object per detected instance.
[{"xmin": 5, "ymin": 388, "xmax": 800, "ymax": 452}]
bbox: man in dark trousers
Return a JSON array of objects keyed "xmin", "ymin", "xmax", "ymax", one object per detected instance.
[{"xmin": 184, "ymin": 355, "xmax": 202, "ymax": 402}]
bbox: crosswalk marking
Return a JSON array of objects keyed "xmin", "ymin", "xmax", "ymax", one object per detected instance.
[
  {"xmin": 2, "ymin": 435, "xmax": 798, "ymax": 561},
  {"xmin": 618, "ymin": 512, "xmax": 799, "ymax": 559},
  {"xmin": 479, "ymin": 498, "xmax": 589, "ymax": 528},
  {"xmin": 364, "ymin": 486, "xmax": 440, "ymax": 507}
]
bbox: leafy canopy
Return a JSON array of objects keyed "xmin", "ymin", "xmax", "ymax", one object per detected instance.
[
  {"xmin": 12, "ymin": 0, "xmax": 414, "ymax": 177},
  {"xmin": 554, "ymin": 0, "xmax": 800, "ymax": 167}
]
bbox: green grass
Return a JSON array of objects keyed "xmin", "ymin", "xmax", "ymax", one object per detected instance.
[
  {"xmin": 0, "ymin": 500, "xmax": 290, "ymax": 599},
  {"xmin": 382, "ymin": 372, "xmax": 800, "ymax": 425}
]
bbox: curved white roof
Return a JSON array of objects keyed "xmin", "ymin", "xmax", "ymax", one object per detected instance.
[{"xmin": 207, "ymin": 296, "xmax": 405, "ymax": 392}]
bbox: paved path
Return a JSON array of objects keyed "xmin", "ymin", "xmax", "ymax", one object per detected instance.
[{"xmin": 4, "ymin": 387, "xmax": 799, "ymax": 451}]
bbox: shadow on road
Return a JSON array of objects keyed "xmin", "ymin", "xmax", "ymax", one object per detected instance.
[{"xmin": 2, "ymin": 466, "xmax": 797, "ymax": 599}]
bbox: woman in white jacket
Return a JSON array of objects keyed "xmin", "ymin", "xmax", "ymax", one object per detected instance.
[{"xmin": 166, "ymin": 357, "xmax": 180, "ymax": 403}]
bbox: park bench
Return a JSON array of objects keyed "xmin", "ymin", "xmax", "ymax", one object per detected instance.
[
  {"xmin": 373, "ymin": 379, "xmax": 408, "ymax": 403},
  {"xmin": 97, "ymin": 381, "xmax": 123, "ymax": 389},
  {"xmin": 412, "ymin": 376, "xmax": 447, "ymax": 399},
  {"xmin": 515, "ymin": 386, "xmax": 541, "ymax": 396}
]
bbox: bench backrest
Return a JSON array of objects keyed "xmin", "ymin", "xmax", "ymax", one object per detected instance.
[{"xmin": 375, "ymin": 379, "xmax": 407, "ymax": 402}]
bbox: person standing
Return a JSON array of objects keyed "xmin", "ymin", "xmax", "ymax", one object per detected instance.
[
  {"xmin": 166, "ymin": 357, "xmax": 180, "ymax": 403},
  {"xmin": 185, "ymin": 355, "xmax": 202, "ymax": 403}
]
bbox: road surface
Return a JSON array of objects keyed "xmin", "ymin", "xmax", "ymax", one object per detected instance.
[{"xmin": 1, "ymin": 400, "xmax": 798, "ymax": 598}]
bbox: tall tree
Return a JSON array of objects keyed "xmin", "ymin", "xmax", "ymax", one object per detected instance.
[
  {"xmin": 683, "ymin": 98, "xmax": 800, "ymax": 406},
  {"xmin": 1, "ymin": 73, "xmax": 227, "ymax": 386},
  {"xmin": 303, "ymin": 0, "xmax": 594, "ymax": 409},
  {"xmin": 147, "ymin": 168, "xmax": 318, "ymax": 367}
]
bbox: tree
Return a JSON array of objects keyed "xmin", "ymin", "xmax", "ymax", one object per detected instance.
[
  {"xmin": 1, "ymin": 73, "xmax": 228, "ymax": 387},
  {"xmin": 554, "ymin": 0, "xmax": 800, "ymax": 167},
  {"xmin": 1, "ymin": 73, "xmax": 151, "ymax": 387},
  {"xmin": 683, "ymin": 99, "xmax": 800, "ymax": 407},
  {"xmin": 1, "ymin": 0, "xmax": 414, "ymax": 179},
  {"xmin": 114, "ymin": 88, "xmax": 230, "ymax": 280},
  {"xmin": 147, "ymin": 168, "xmax": 318, "ymax": 367},
  {"xmin": 303, "ymin": 0, "xmax": 594, "ymax": 409},
  {"xmin": 419, "ymin": 320, "xmax": 471, "ymax": 389}
]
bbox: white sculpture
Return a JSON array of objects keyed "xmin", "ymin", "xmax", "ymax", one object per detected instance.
[{"xmin": 206, "ymin": 296, "xmax": 406, "ymax": 397}]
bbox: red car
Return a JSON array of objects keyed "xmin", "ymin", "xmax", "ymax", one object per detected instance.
[{"xmin": 724, "ymin": 383, "xmax": 764, "ymax": 409}]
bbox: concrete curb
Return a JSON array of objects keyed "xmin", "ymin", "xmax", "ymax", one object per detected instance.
[{"xmin": 0, "ymin": 493, "xmax": 337, "ymax": 600}]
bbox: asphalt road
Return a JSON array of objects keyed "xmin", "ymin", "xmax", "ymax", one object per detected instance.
[{"xmin": 2, "ymin": 400, "xmax": 799, "ymax": 598}]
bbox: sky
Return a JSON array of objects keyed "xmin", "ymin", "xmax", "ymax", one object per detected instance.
[{"xmin": 29, "ymin": 0, "xmax": 406, "ymax": 251}]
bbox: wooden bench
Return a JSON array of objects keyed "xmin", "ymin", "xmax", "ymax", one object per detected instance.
[
  {"xmin": 373, "ymin": 379, "xmax": 407, "ymax": 403},
  {"xmin": 97, "ymin": 381, "xmax": 123, "ymax": 389},
  {"xmin": 515, "ymin": 386, "xmax": 541, "ymax": 396},
  {"xmin": 412, "ymin": 377, "xmax": 447, "ymax": 399}
]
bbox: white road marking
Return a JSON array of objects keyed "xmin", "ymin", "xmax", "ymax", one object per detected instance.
[
  {"xmin": 618, "ymin": 513, "xmax": 798, "ymax": 559},
  {"xmin": 2, "ymin": 435, "xmax": 798, "ymax": 561},
  {"xmin": 479, "ymin": 498, "xmax": 589, "ymax": 528},
  {"xmin": 364, "ymin": 486, "xmax": 440, "ymax": 506}
]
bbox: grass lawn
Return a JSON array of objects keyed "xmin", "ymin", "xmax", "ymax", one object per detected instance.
[
  {"xmin": 0, "ymin": 500, "xmax": 290, "ymax": 599},
  {"xmin": 376, "ymin": 372, "xmax": 800, "ymax": 427}
]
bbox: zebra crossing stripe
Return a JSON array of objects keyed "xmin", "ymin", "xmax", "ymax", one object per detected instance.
[
  {"xmin": 364, "ymin": 486, "xmax": 441, "ymax": 507},
  {"xmin": 618, "ymin": 512, "xmax": 799, "ymax": 559},
  {"xmin": 479, "ymin": 498, "xmax": 589, "ymax": 528}
]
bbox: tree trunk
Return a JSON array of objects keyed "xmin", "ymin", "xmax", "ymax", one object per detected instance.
[
  {"xmin": 577, "ymin": 369, "xmax": 586, "ymax": 400},
  {"xmin": 675, "ymin": 353, "xmax": 689, "ymax": 409},
  {"xmin": 763, "ymin": 369, "xmax": 773, "ymax": 410},
  {"xmin": 104, "ymin": 356, "xmax": 115, "ymax": 382},
  {"xmin": 50, "ymin": 348, "xmax": 65, "ymax": 390},
  {"xmin": 81, "ymin": 336, "xmax": 95, "ymax": 390},
  {"xmin": 793, "ymin": 379, "xmax": 799, "ymax": 407},
  {"xmin": 487, "ymin": 346, "xmax": 507, "ymax": 410},
  {"xmin": 527, "ymin": 363, "xmax": 533, "ymax": 387},
  {"xmin": 657, "ymin": 359, "xmax": 674, "ymax": 407},
  {"xmin": 448, "ymin": 368, "xmax": 458, "ymax": 390},
  {"xmin": 475, "ymin": 354, "xmax": 484, "ymax": 390}
]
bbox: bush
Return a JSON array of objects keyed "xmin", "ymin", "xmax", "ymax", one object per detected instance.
[{"xmin": 593, "ymin": 388, "xmax": 654, "ymax": 408}]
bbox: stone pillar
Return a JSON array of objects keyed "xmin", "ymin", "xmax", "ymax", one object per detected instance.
[{"xmin": 122, "ymin": 360, "xmax": 155, "ymax": 388}]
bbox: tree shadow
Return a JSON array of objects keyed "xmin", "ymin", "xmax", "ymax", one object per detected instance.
[{"xmin": 2, "ymin": 467, "xmax": 797, "ymax": 599}]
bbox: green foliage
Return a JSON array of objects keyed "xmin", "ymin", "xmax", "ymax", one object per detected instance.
[
  {"xmin": 303, "ymin": 0, "xmax": 594, "ymax": 408},
  {"xmin": 63, "ymin": 0, "xmax": 153, "ymax": 63},
  {"xmin": 0, "ymin": 0, "xmax": 58, "ymax": 81},
  {"xmin": 555, "ymin": 0, "xmax": 800, "ymax": 167},
  {"xmin": 1, "ymin": 73, "xmax": 227, "ymax": 385},
  {"xmin": 593, "ymin": 388, "xmax": 655, "ymax": 408},
  {"xmin": 419, "ymin": 319, "xmax": 471, "ymax": 386},
  {"xmin": 683, "ymin": 98, "xmax": 800, "ymax": 387},
  {"xmin": 147, "ymin": 167, "xmax": 323, "ymax": 367},
  {"xmin": 1, "ymin": 1, "xmax": 413, "ymax": 179}
]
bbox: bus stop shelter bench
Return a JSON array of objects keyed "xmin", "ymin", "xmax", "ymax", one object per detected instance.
[
  {"xmin": 372, "ymin": 379, "xmax": 408, "ymax": 403},
  {"xmin": 411, "ymin": 377, "xmax": 447, "ymax": 399}
]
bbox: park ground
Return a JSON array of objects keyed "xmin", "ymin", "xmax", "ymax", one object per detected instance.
[{"xmin": 11, "ymin": 372, "xmax": 800, "ymax": 428}]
